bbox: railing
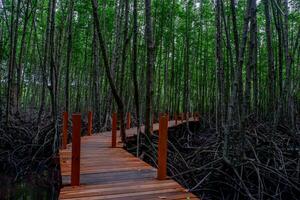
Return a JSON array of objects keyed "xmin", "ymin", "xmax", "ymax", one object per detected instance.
[{"xmin": 61, "ymin": 111, "xmax": 200, "ymax": 186}]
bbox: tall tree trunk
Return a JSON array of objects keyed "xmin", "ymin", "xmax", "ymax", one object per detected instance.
[
  {"xmin": 131, "ymin": 0, "xmax": 141, "ymax": 156},
  {"xmin": 264, "ymin": 0, "xmax": 275, "ymax": 114},
  {"xmin": 16, "ymin": 0, "xmax": 31, "ymax": 113},
  {"xmin": 119, "ymin": 0, "xmax": 130, "ymax": 99},
  {"xmin": 38, "ymin": 0, "xmax": 52, "ymax": 123},
  {"xmin": 132, "ymin": 0, "xmax": 140, "ymax": 132},
  {"xmin": 183, "ymin": 0, "xmax": 191, "ymax": 115},
  {"xmin": 244, "ymin": 0, "xmax": 257, "ymax": 115},
  {"xmin": 144, "ymin": 0, "xmax": 155, "ymax": 136},
  {"xmin": 216, "ymin": 0, "xmax": 225, "ymax": 138},
  {"xmin": 272, "ymin": 1, "xmax": 284, "ymax": 98},
  {"xmin": 65, "ymin": 0, "xmax": 74, "ymax": 113},
  {"xmin": 230, "ymin": 0, "xmax": 239, "ymax": 64},
  {"xmin": 91, "ymin": 0, "xmax": 126, "ymax": 142},
  {"xmin": 250, "ymin": 2, "xmax": 258, "ymax": 114},
  {"xmin": 221, "ymin": 0, "xmax": 234, "ymax": 93},
  {"xmin": 6, "ymin": 0, "xmax": 21, "ymax": 123},
  {"xmin": 281, "ymin": 0, "xmax": 293, "ymax": 127},
  {"xmin": 224, "ymin": 0, "xmax": 253, "ymax": 165},
  {"xmin": 48, "ymin": 0, "xmax": 59, "ymax": 153},
  {"xmin": 92, "ymin": 22, "xmax": 101, "ymax": 131}
]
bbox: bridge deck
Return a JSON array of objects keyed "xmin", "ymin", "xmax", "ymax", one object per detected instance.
[{"xmin": 59, "ymin": 120, "xmax": 198, "ymax": 200}]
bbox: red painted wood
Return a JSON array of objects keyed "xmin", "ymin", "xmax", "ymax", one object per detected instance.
[
  {"xmin": 175, "ymin": 113, "xmax": 178, "ymax": 125},
  {"xmin": 126, "ymin": 112, "xmax": 131, "ymax": 129},
  {"xmin": 157, "ymin": 115, "xmax": 168, "ymax": 180},
  {"xmin": 112, "ymin": 112, "xmax": 117, "ymax": 148},
  {"xmin": 62, "ymin": 112, "xmax": 68, "ymax": 149},
  {"xmin": 88, "ymin": 111, "xmax": 93, "ymax": 136},
  {"xmin": 71, "ymin": 114, "xmax": 81, "ymax": 186}
]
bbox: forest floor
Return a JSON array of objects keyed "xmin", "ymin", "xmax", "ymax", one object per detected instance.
[
  {"xmin": 1, "ymin": 113, "xmax": 299, "ymax": 200},
  {"xmin": 0, "ymin": 112, "xmax": 61, "ymax": 199},
  {"xmin": 126, "ymin": 119, "xmax": 300, "ymax": 200}
]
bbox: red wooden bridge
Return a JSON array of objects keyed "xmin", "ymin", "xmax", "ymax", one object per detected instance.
[{"xmin": 59, "ymin": 113, "xmax": 199, "ymax": 199}]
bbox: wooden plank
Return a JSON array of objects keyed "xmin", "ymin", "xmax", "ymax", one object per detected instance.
[{"xmin": 60, "ymin": 182, "xmax": 182, "ymax": 198}]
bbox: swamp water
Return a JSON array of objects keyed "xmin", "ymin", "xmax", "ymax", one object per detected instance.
[{"xmin": 0, "ymin": 175, "xmax": 59, "ymax": 200}]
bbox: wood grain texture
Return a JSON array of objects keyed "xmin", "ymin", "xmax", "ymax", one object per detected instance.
[{"xmin": 59, "ymin": 119, "xmax": 198, "ymax": 200}]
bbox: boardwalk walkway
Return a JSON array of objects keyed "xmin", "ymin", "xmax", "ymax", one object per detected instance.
[{"xmin": 59, "ymin": 120, "xmax": 198, "ymax": 200}]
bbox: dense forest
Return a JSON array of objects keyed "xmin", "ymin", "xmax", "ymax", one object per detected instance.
[{"xmin": 0, "ymin": 0, "xmax": 299, "ymax": 199}]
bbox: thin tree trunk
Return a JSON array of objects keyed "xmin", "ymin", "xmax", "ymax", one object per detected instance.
[
  {"xmin": 216, "ymin": 0, "xmax": 225, "ymax": 138},
  {"xmin": 65, "ymin": 0, "xmax": 74, "ymax": 113},
  {"xmin": 264, "ymin": 0, "xmax": 275, "ymax": 113},
  {"xmin": 16, "ymin": 0, "xmax": 31, "ymax": 113},
  {"xmin": 92, "ymin": 22, "xmax": 101, "ymax": 131},
  {"xmin": 244, "ymin": 0, "xmax": 257, "ymax": 115},
  {"xmin": 184, "ymin": 0, "xmax": 191, "ymax": 115},
  {"xmin": 119, "ymin": 0, "xmax": 130, "ymax": 99},
  {"xmin": 230, "ymin": 0, "xmax": 239, "ymax": 64},
  {"xmin": 38, "ymin": 0, "xmax": 52, "ymax": 123},
  {"xmin": 144, "ymin": 0, "xmax": 155, "ymax": 136},
  {"xmin": 132, "ymin": 0, "xmax": 140, "ymax": 131},
  {"xmin": 132, "ymin": 0, "xmax": 141, "ymax": 156},
  {"xmin": 6, "ymin": 0, "xmax": 21, "ymax": 123},
  {"xmin": 272, "ymin": 0, "xmax": 284, "ymax": 100}
]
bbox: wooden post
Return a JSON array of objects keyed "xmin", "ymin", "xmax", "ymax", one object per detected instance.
[
  {"xmin": 71, "ymin": 114, "xmax": 81, "ymax": 186},
  {"xmin": 62, "ymin": 112, "xmax": 68, "ymax": 149},
  {"xmin": 112, "ymin": 112, "xmax": 117, "ymax": 148},
  {"xmin": 157, "ymin": 115, "xmax": 168, "ymax": 180},
  {"xmin": 175, "ymin": 113, "xmax": 178, "ymax": 125},
  {"xmin": 88, "ymin": 111, "xmax": 93, "ymax": 136},
  {"xmin": 126, "ymin": 112, "xmax": 131, "ymax": 129}
]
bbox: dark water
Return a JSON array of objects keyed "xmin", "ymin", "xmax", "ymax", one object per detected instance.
[{"xmin": 0, "ymin": 180, "xmax": 58, "ymax": 200}]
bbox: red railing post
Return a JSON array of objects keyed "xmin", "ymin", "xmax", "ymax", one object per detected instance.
[
  {"xmin": 126, "ymin": 112, "xmax": 131, "ymax": 129},
  {"xmin": 88, "ymin": 111, "xmax": 93, "ymax": 136},
  {"xmin": 157, "ymin": 115, "xmax": 168, "ymax": 180},
  {"xmin": 175, "ymin": 113, "xmax": 178, "ymax": 125},
  {"xmin": 62, "ymin": 112, "xmax": 68, "ymax": 149},
  {"xmin": 112, "ymin": 112, "xmax": 117, "ymax": 148},
  {"xmin": 71, "ymin": 113, "xmax": 81, "ymax": 186}
]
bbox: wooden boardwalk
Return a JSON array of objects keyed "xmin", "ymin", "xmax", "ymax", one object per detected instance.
[{"xmin": 59, "ymin": 120, "xmax": 198, "ymax": 200}]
